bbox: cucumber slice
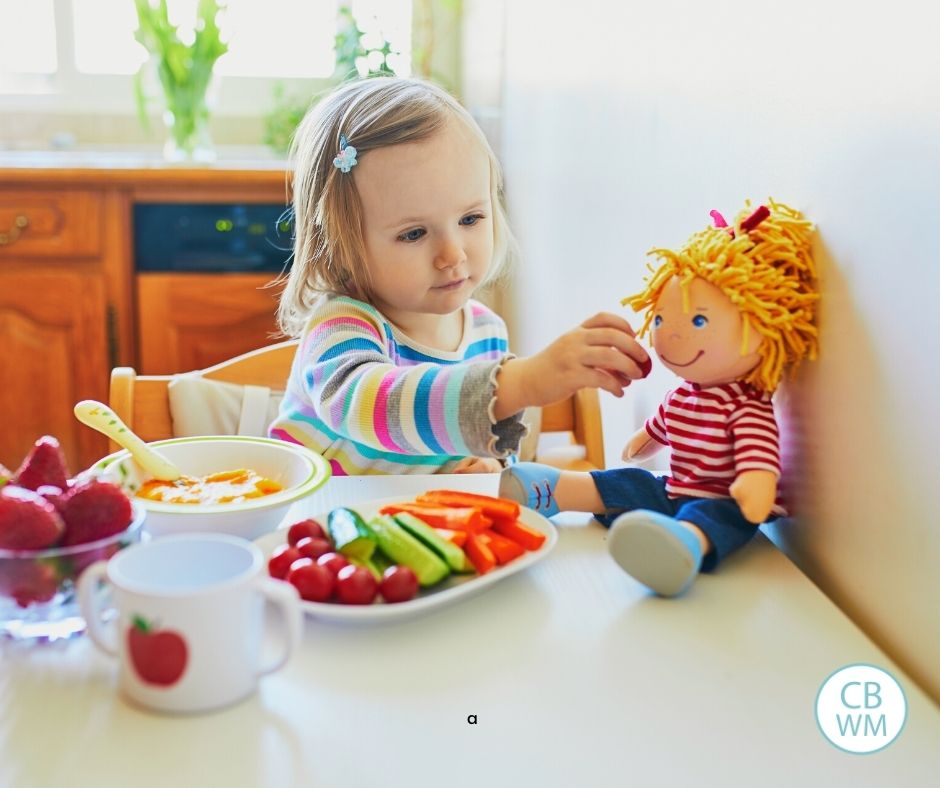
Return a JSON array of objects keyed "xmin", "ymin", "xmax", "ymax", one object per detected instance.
[
  {"xmin": 392, "ymin": 512, "xmax": 473, "ymax": 573},
  {"xmin": 327, "ymin": 508, "xmax": 377, "ymax": 561},
  {"xmin": 368, "ymin": 515, "xmax": 450, "ymax": 587},
  {"xmin": 350, "ymin": 555, "xmax": 385, "ymax": 582}
]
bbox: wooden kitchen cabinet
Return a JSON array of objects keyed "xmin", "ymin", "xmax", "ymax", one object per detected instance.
[
  {"xmin": 0, "ymin": 160, "xmax": 289, "ymax": 471},
  {"xmin": 0, "ymin": 270, "xmax": 109, "ymax": 472},
  {"xmin": 137, "ymin": 272, "xmax": 283, "ymax": 375}
]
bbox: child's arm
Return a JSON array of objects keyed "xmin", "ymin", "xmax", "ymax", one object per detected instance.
[
  {"xmin": 297, "ymin": 297, "xmax": 524, "ymax": 459},
  {"xmin": 493, "ymin": 312, "xmax": 650, "ymax": 419}
]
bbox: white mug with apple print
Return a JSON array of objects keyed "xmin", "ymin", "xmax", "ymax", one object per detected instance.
[{"xmin": 78, "ymin": 533, "xmax": 301, "ymax": 713}]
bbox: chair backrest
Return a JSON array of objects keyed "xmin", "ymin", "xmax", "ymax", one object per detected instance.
[
  {"xmin": 539, "ymin": 388, "xmax": 605, "ymax": 470},
  {"xmin": 109, "ymin": 340, "xmax": 299, "ymax": 448},
  {"xmin": 109, "ymin": 341, "xmax": 605, "ymax": 469}
]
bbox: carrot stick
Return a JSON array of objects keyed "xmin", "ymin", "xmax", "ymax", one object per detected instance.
[
  {"xmin": 417, "ymin": 490, "xmax": 520, "ymax": 523},
  {"xmin": 491, "ymin": 519, "xmax": 546, "ymax": 551},
  {"xmin": 433, "ymin": 527, "xmax": 467, "ymax": 548},
  {"xmin": 378, "ymin": 503, "xmax": 489, "ymax": 533},
  {"xmin": 464, "ymin": 533, "xmax": 497, "ymax": 575},
  {"xmin": 478, "ymin": 531, "xmax": 525, "ymax": 565}
]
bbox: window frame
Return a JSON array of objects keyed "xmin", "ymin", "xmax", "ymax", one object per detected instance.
[{"xmin": 0, "ymin": 0, "xmax": 417, "ymax": 117}]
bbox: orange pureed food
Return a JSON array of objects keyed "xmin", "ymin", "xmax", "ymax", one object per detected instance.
[{"xmin": 137, "ymin": 469, "xmax": 283, "ymax": 505}]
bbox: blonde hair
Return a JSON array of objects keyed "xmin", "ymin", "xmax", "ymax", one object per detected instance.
[
  {"xmin": 277, "ymin": 77, "xmax": 517, "ymax": 337},
  {"xmin": 623, "ymin": 198, "xmax": 819, "ymax": 393}
]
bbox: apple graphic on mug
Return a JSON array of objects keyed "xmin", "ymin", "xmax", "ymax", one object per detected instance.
[{"xmin": 127, "ymin": 614, "xmax": 188, "ymax": 687}]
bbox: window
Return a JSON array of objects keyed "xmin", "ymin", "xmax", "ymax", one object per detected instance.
[{"xmin": 0, "ymin": 0, "xmax": 412, "ymax": 115}]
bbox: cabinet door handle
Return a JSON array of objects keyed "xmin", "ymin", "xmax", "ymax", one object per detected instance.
[
  {"xmin": 106, "ymin": 304, "xmax": 119, "ymax": 369},
  {"xmin": 0, "ymin": 215, "xmax": 29, "ymax": 246}
]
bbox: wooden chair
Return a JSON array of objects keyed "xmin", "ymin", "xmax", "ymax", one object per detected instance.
[
  {"xmin": 537, "ymin": 388, "xmax": 605, "ymax": 471},
  {"xmin": 109, "ymin": 340, "xmax": 299, "ymax": 449},
  {"xmin": 109, "ymin": 341, "xmax": 605, "ymax": 469}
]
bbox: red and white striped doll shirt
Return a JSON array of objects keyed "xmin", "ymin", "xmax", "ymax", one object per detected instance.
[{"xmin": 644, "ymin": 381, "xmax": 786, "ymax": 514}]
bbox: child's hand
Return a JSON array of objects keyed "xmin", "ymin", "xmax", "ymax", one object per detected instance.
[
  {"xmin": 451, "ymin": 457, "xmax": 502, "ymax": 474},
  {"xmin": 729, "ymin": 470, "xmax": 778, "ymax": 524},
  {"xmin": 494, "ymin": 313, "xmax": 650, "ymax": 418}
]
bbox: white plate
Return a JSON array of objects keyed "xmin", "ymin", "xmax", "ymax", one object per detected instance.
[{"xmin": 254, "ymin": 495, "xmax": 558, "ymax": 624}]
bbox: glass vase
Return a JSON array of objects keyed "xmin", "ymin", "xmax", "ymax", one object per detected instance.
[{"xmin": 162, "ymin": 107, "xmax": 216, "ymax": 164}]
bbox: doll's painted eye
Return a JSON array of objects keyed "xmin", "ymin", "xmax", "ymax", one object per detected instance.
[
  {"xmin": 653, "ymin": 315, "xmax": 663, "ymax": 328},
  {"xmin": 692, "ymin": 314, "xmax": 708, "ymax": 328}
]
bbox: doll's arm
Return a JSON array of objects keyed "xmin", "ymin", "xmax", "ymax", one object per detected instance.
[
  {"xmin": 729, "ymin": 470, "xmax": 778, "ymax": 524},
  {"xmin": 622, "ymin": 427, "xmax": 664, "ymax": 461}
]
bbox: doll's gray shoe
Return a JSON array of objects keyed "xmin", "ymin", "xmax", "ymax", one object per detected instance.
[{"xmin": 607, "ymin": 510, "xmax": 704, "ymax": 597}]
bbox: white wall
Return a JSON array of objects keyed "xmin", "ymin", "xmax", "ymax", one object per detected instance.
[{"xmin": 497, "ymin": 0, "xmax": 940, "ymax": 703}]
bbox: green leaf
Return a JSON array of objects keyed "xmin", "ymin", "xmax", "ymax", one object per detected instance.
[{"xmin": 132, "ymin": 614, "xmax": 151, "ymax": 633}]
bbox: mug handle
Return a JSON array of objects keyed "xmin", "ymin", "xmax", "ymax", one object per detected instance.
[
  {"xmin": 76, "ymin": 561, "xmax": 118, "ymax": 657},
  {"xmin": 256, "ymin": 577, "xmax": 302, "ymax": 676}
]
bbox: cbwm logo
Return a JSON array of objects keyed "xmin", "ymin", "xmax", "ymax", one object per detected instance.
[{"xmin": 815, "ymin": 664, "xmax": 907, "ymax": 753}]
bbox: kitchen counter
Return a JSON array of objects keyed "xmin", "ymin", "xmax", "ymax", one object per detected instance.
[{"xmin": 0, "ymin": 149, "xmax": 289, "ymax": 187}]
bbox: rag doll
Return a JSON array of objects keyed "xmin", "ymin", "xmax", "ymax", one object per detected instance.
[{"xmin": 500, "ymin": 199, "xmax": 819, "ymax": 596}]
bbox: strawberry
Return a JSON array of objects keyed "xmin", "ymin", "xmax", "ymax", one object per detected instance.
[
  {"xmin": 36, "ymin": 485, "xmax": 68, "ymax": 514},
  {"xmin": 0, "ymin": 559, "xmax": 59, "ymax": 607},
  {"xmin": 0, "ymin": 486, "xmax": 66, "ymax": 550},
  {"xmin": 13, "ymin": 436, "xmax": 70, "ymax": 492},
  {"xmin": 60, "ymin": 480, "xmax": 133, "ymax": 546}
]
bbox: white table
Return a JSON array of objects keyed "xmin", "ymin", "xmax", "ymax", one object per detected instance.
[{"xmin": 2, "ymin": 511, "xmax": 939, "ymax": 788}]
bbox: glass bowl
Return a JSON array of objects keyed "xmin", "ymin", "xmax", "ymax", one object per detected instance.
[{"xmin": 0, "ymin": 501, "xmax": 146, "ymax": 643}]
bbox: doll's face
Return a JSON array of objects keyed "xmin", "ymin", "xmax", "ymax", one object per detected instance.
[{"xmin": 651, "ymin": 276, "xmax": 761, "ymax": 387}]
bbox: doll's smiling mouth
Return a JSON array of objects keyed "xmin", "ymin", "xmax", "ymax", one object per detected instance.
[{"xmin": 661, "ymin": 350, "xmax": 705, "ymax": 367}]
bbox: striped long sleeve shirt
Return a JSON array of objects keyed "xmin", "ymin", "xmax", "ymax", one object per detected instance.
[
  {"xmin": 269, "ymin": 295, "xmax": 526, "ymax": 476},
  {"xmin": 645, "ymin": 380, "xmax": 786, "ymax": 514}
]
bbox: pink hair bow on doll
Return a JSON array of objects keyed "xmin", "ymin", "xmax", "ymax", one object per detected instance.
[{"xmin": 709, "ymin": 204, "xmax": 770, "ymax": 238}]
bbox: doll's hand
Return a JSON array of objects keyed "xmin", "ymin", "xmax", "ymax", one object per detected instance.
[
  {"xmin": 451, "ymin": 457, "xmax": 502, "ymax": 474},
  {"xmin": 622, "ymin": 428, "xmax": 661, "ymax": 461},
  {"xmin": 729, "ymin": 470, "xmax": 778, "ymax": 524},
  {"xmin": 494, "ymin": 313, "xmax": 650, "ymax": 418}
]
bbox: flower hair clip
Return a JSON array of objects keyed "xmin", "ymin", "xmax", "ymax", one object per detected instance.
[{"xmin": 333, "ymin": 135, "xmax": 358, "ymax": 173}]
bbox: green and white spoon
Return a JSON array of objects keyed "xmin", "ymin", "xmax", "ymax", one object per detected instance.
[{"xmin": 74, "ymin": 400, "xmax": 182, "ymax": 482}]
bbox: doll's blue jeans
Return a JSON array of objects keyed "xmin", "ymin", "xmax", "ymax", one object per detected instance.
[{"xmin": 589, "ymin": 468, "xmax": 776, "ymax": 572}]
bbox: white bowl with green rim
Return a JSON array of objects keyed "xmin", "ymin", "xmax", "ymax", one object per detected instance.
[{"xmin": 91, "ymin": 436, "xmax": 330, "ymax": 540}]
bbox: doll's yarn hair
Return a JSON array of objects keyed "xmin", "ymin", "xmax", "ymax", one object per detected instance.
[{"xmin": 623, "ymin": 199, "xmax": 819, "ymax": 393}]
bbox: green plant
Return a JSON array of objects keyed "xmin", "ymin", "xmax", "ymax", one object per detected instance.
[
  {"xmin": 262, "ymin": 83, "xmax": 312, "ymax": 156},
  {"xmin": 334, "ymin": 4, "xmax": 398, "ymax": 81},
  {"xmin": 134, "ymin": 0, "xmax": 228, "ymax": 159},
  {"xmin": 263, "ymin": 4, "xmax": 398, "ymax": 155}
]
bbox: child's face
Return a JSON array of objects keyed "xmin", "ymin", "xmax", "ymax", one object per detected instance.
[
  {"xmin": 651, "ymin": 276, "xmax": 762, "ymax": 387},
  {"xmin": 354, "ymin": 118, "xmax": 493, "ymax": 322}
]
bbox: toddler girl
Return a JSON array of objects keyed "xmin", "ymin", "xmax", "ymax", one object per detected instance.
[
  {"xmin": 269, "ymin": 77, "xmax": 650, "ymax": 476},
  {"xmin": 500, "ymin": 200, "xmax": 818, "ymax": 597}
]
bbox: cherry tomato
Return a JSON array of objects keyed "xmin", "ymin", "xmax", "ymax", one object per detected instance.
[
  {"xmin": 287, "ymin": 558, "xmax": 335, "ymax": 602},
  {"xmin": 334, "ymin": 565, "xmax": 378, "ymax": 605},
  {"xmin": 287, "ymin": 519, "xmax": 326, "ymax": 546},
  {"xmin": 316, "ymin": 551, "xmax": 350, "ymax": 577},
  {"xmin": 268, "ymin": 544, "xmax": 302, "ymax": 580},
  {"xmin": 379, "ymin": 565, "xmax": 419, "ymax": 604},
  {"xmin": 295, "ymin": 536, "xmax": 332, "ymax": 561}
]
